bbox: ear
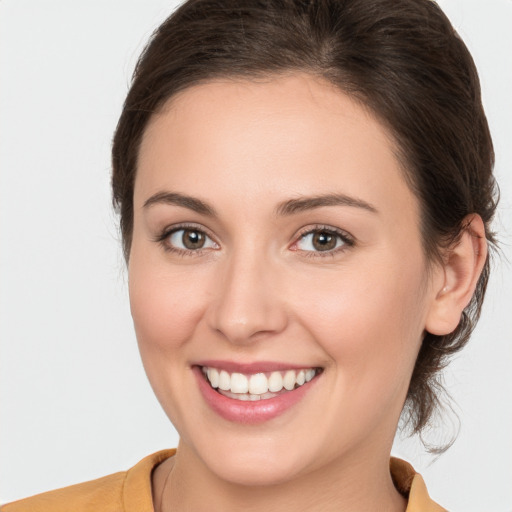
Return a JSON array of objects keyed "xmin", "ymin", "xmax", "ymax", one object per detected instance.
[{"xmin": 425, "ymin": 214, "xmax": 488, "ymax": 336}]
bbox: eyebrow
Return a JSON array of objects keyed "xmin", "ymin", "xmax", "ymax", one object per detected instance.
[
  {"xmin": 275, "ymin": 194, "xmax": 378, "ymax": 216},
  {"xmin": 143, "ymin": 191, "xmax": 217, "ymax": 216},
  {"xmin": 143, "ymin": 191, "xmax": 378, "ymax": 217}
]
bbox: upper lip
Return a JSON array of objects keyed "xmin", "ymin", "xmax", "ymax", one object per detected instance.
[{"xmin": 195, "ymin": 360, "xmax": 320, "ymax": 374}]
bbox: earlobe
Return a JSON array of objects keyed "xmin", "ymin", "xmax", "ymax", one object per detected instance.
[{"xmin": 425, "ymin": 214, "xmax": 488, "ymax": 336}]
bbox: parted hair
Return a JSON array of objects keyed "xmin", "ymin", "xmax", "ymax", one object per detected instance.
[{"xmin": 112, "ymin": 0, "xmax": 498, "ymax": 450}]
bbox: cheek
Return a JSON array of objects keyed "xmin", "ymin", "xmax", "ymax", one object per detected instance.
[
  {"xmin": 128, "ymin": 252, "xmax": 211, "ymax": 358},
  {"xmin": 127, "ymin": 250, "xmax": 216, "ymax": 430},
  {"xmin": 289, "ymin": 255, "xmax": 427, "ymax": 387}
]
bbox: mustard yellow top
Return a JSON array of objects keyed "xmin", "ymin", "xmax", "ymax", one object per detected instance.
[{"xmin": 2, "ymin": 450, "xmax": 446, "ymax": 511}]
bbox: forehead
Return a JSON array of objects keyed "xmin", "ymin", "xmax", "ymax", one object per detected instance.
[{"xmin": 135, "ymin": 73, "xmax": 418, "ymax": 223}]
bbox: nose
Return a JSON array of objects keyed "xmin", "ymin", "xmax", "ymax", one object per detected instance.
[{"xmin": 207, "ymin": 251, "xmax": 288, "ymax": 345}]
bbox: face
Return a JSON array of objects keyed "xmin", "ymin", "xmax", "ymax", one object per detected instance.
[{"xmin": 129, "ymin": 74, "xmax": 439, "ymax": 486}]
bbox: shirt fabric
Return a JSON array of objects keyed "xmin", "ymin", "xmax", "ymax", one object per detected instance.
[{"xmin": 2, "ymin": 449, "xmax": 446, "ymax": 511}]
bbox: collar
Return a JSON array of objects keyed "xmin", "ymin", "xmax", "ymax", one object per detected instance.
[
  {"xmin": 124, "ymin": 450, "xmax": 446, "ymax": 512},
  {"xmin": 390, "ymin": 457, "xmax": 447, "ymax": 511}
]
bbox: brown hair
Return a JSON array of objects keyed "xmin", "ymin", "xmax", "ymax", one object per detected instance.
[{"xmin": 112, "ymin": 0, "xmax": 498, "ymax": 449}]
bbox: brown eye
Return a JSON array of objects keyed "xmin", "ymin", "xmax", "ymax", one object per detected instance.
[
  {"xmin": 296, "ymin": 228, "xmax": 350, "ymax": 253},
  {"xmin": 167, "ymin": 228, "xmax": 217, "ymax": 252},
  {"xmin": 312, "ymin": 231, "xmax": 337, "ymax": 251},
  {"xmin": 182, "ymin": 229, "xmax": 205, "ymax": 249}
]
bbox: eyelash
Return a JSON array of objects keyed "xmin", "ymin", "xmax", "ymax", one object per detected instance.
[
  {"xmin": 154, "ymin": 223, "xmax": 219, "ymax": 257},
  {"xmin": 292, "ymin": 224, "xmax": 355, "ymax": 258},
  {"xmin": 154, "ymin": 223, "xmax": 355, "ymax": 258}
]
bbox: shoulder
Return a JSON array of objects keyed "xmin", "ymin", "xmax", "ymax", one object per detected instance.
[
  {"xmin": 1, "ymin": 472, "xmax": 126, "ymax": 512},
  {"xmin": 1, "ymin": 450, "xmax": 175, "ymax": 512}
]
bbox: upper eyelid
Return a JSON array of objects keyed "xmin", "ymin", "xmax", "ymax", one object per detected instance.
[
  {"xmin": 155, "ymin": 222, "xmax": 354, "ymax": 250},
  {"xmin": 156, "ymin": 224, "xmax": 219, "ymax": 255},
  {"xmin": 290, "ymin": 226, "xmax": 355, "ymax": 256},
  {"xmin": 159, "ymin": 222, "xmax": 217, "ymax": 241},
  {"xmin": 294, "ymin": 224, "xmax": 354, "ymax": 242}
]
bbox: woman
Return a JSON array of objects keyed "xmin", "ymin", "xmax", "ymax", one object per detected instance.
[{"xmin": 1, "ymin": 0, "xmax": 504, "ymax": 510}]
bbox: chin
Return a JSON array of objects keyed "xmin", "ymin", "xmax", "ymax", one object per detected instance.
[
  {"xmin": 182, "ymin": 430, "xmax": 313, "ymax": 487},
  {"xmin": 206, "ymin": 451, "xmax": 304, "ymax": 487}
]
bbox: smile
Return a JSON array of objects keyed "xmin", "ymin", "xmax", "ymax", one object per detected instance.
[{"xmin": 201, "ymin": 366, "xmax": 319, "ymax": 401}]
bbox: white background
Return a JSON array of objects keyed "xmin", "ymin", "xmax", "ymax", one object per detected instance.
[{"xmin": 1, "ymin": 1, "xmax": 511, "ymax": 510}]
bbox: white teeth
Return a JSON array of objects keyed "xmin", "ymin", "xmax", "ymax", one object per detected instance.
[
  {"xmin": 202, "ymin": 366, "xmax": 319, "ymax": 398},
  {"xmin": 218, "ymin": 370, "xmax": 231, "ymax": 391},
  {"xmin": 283, "ymin": 370, "xmax": 296, "ymax": 391},
  {"xmin": 248, "ymin": 373, "xmax": 269, "ymax": 394},
  {"xmin": 230, "ymin": 373, "xmax": 249, "ymax": 394},
  {"xmin": 268, "ymin": 371, "xmax": 284, "ymax": 392},
  {"xmin": 207, "ymin": 367, "xmax": 219, "ymax": 388}
]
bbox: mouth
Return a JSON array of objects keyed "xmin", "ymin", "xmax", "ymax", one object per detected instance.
[
  {"xmin": 194, "ymin": 363, "xmax": 323, "ymax": 424},
  {"xmin": 199, "ymin": 365, "xmax": 322, "ymax": 401}
]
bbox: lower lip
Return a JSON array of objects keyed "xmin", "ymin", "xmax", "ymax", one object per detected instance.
[{"xmin": 194, "ymin": 366, "xmax": 318, "ymax": 424}]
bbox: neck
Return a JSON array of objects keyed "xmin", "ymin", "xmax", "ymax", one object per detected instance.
[{"xmin": 157, "ymin": 441, "xmax": 407, "ymax": 512}]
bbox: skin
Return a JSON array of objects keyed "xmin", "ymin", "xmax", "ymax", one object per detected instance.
[{"xmin": 128, "ymin": 73, "xmax": 487, "ymax": 511}]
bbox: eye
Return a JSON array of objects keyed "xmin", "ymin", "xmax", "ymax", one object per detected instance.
[
  {"xmin": 164, "ymin": 227, "xmax": 218, "ymax": 252},
  {"xmin": 294, "ymin": 228, "xmax": 352, "ymax": 253}
]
